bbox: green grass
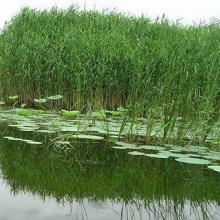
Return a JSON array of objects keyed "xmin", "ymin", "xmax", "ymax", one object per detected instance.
[{"xmin": 0, "ymin": 7, "xmax": 219, "ymax": 142}]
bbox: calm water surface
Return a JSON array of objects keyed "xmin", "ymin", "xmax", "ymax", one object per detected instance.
[{"xmin": 0, "ymin": 124, "xmax": 220, "ymax": 220}]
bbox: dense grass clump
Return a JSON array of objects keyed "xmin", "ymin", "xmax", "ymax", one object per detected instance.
[{"xmin": 0, "ymin": 7, "xmax": 219, "ymax": 141}]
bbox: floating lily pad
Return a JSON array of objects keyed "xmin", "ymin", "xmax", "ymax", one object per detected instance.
[
  {"xmin": 24, "ymin": 140, "xmax": 42, "ymax": 145},
  {"xmin": 61, "ymin": 110, "xmax": 80, "ymax": 117},
  {"xmin": 21, "ymin": 103, "xmax": 26, "ymax": 108},
  {"xmin": 115, "ymin": 142, "xmax": 137, "ymax": 148},
  {"xmin": 56, "ymin": 141, "xmax": 71, "ymax": 145},
  {"xmin": 18, "ymin": 127, "xmax": 38, "ymax": 132},
  {"xmin": 89, "ymin": 111, "xmax": 106, "ymax": 118},
  {"xmin": 202, "ymin": 154, "xmax": 220, "ymax": 161},
  {"xmin": 185, "ymin": 153, "xmax": 202, "ymax": 158},
  {"xmin": 112, "ymin": 144, "xmax": 140, "ymax": 150},
  {"xmin": 60, "ymin": 126, "xmax": 81, "ymax": 132},
  {"xmin": 34, "ymin": 98, "xmax": 47, "ymax": 104},
  {"xmin": 165, "ymin": 144, "xmax": 181, "ymax": 148},
  {"xmin": 139, "ymin": 145, "xmax": 166, "ymax": 151},
  {"xmin": 8, "ymin": 95, "xmax": 18, "ymax": 100},
  {"xmin": 88, "ymin": 126, "xmax": 121, "ymax": 136},
  {"xmin": 4, "ymin": 136, "xmax": 23, "ymax": 141},
  {"xmin": 208, "ymin": 166, "xmax": 220, "ymax": 173},
  {"xmin": 128, "ymin": 151, "xmax": 145, "ymax": 156},
  {"xmin": 112, "ymin": 146, "xmax": 127, "ymax": 150},
  {"xmin": 181, "ymin": 145, "xmax": 208, "ymax": 153},
  {"xmin": 175, "ymin": 157, "xmax": 211, "ymax": 165},
  {"xmin": 169, "ymin": 149, "xmax": 182, "ymax": 152},
  {"xmin": 36, "ymin": 130, "xmax": 56, "ymax": 134},
  {"xmin": 159, "ymin": 151, "xmax": 188, "ymax": 158},
  {"xmin": 168, "ymin": 145, "xmax": 183, "ymax": 152},
  {"xmin": 47, "ymin": 95, "xmax": 63, "ymax": 100},
  {"xmin": 145, "ymin": 153, "xmax": 169, "ymax": 159},
  {"xmin": 209, "ymin": 151, "xmax": 220, "ymax": 156},
  {"xmin": 70, "ymin": 134, "xmax": 104, "ymax": 140},
  {"xmin": 18, "ymin": 122, "xmax": 37, "ymax": 127},
  {"xmin": 16, "ymin": 109, "xmax": 33, "ymax": 116}
]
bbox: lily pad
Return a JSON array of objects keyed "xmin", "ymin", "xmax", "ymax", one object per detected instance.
[
  {"xmin": 145, "ymin": 153, "xmax": 169, "ymax": 159},
  {"xmin": 8, "ymin": 95, "xmax": 18, "ymax": 100},
  {"xmin": 16, "ymin": 109, "xmax": 33, "ymax": 116},
  {"xmin": 139, "ymin": 145, "xmax": 166, "ymax": 151},
  {"xmin": 202, "ymin": 154, "xmax": 220, "ymax": 161},
  {"xmin": 34, "ymin": 98, "xmax": 47, "ymax": 104},
  {"xmin": 18, "ymin": 127, "xmax": 38, "ymax": 132},
  {"xmin": 4, "ymin": 136, "xmax": 23, "ymax": 141},
  {"xmin": 47, "ymin": 95, "xmax": 63, "ymax": 100},
  {"xmin": 185, "ymin": 153, "xmax": 202, "ymax": 158},
  {"xmin": 61, "ymin": 110, "xmax": 80, "ymax": 117},
  {"xmin": 60, "ymin": 126, "xmax": 81, "ymax": 132},
  {"xmin": 24, "ymin": 140, "xmax": 42, "ymax": 145},
  {"xmin": 175, "ymin": 157, "xmax": 211, "ymax": 165},
  {"xmin": 115, "ymin": 142, "xmax": 137, "ymax": 148},
  {"xmin": 56, "ymin": 141, "xmax": 71, "ymax": 145},
  {"xmin": 115, "ymin": 143, "xmax": 139, "ymax": 150},
  {"xmin": 112, "ymin": 146, "xmax": 127, "ymax": 150},
  {"xmin": 36, "ymin": 130, "xmax": 56, "ymax": 134},
  {"xmin": 208, "ymin": 166, "xmax": 220, "ymax": 173},
  {"xmin": 169, "ymin": 149, "xmax": 182, "ymax": 152},
  {"xmin": 70, "ymin": 134, "xmax": 104, "ymax": 140},
  {"xmin": 128, "ymin": 151, "xmax": 145, "ymax": 156},
  {"xmin": 181, "ymin": 145, "xmax": 208, "ymax": 153},
  {"xmin": 159, "ymin": 151, "xmax": 188, "ymax": 158}
]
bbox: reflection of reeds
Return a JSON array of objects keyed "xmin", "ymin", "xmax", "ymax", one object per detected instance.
[
  {"xmin": 1, "ymin": 132, "xmax": 220, "ymax": 205},
  {"xmin": 0, "ymin": 129, "xmax": 220, "ymax": 218},
  {"xmin": 37, "ymin": 198, "xmax": 218, "ymax": 220},
  {"xmin": 0, "ymin": 7, "xmax": 219, "ymax": 144}
]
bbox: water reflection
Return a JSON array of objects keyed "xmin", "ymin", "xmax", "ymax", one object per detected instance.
[{"xmin": 0, "ymin": 127, "xmax": 220, "ymax": 219}]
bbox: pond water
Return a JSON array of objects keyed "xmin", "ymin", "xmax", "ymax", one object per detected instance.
[{"xmin": 0, "ymin": 109, "xmax": 220, "ymax": 220}]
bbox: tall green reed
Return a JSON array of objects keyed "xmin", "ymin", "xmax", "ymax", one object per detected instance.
[{"xmin": 0, "ymin": 7, "xmax": 219, "ymax": 143}]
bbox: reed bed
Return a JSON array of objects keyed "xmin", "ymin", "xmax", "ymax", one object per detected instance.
[{"xmin": 0, "ymin": 7, "xmax": 219, "ymax": 142}]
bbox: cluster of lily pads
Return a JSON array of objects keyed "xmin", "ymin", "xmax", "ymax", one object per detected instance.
[
  {"xmin": 0, "ymin": 94, "xmax": 63, "ymax": 107},
  {"xmin": 111, "ymin": 142, "xmax": 220, "ymax": 173},
  {"xmin": 0, "ymin": 94, "xmax": 219, "ymax": 144},
  {"xmin": 0, "ymin": 95, "xmax": 220, "ymax": 173},
  {"xmin": 0, "ymin": 95, "xmax": 19, "ymax": 105},
  {"xmin": 1, "ymin": 107, "xmax": 220, "ymax": 173},
  {"xmin": 4, "ymin": 136, "xmax": 42, "ymax": 145},
  {"xmin": 1, "ymin": 107, "xmax": 219, "ymax": 143},
  {"xmin": 0, "ymin": 106, "xmax": 154, "ymax": 140},
  {"xmin": 0, "ymin": 107, "xmax": 149, "ymax": 150}
]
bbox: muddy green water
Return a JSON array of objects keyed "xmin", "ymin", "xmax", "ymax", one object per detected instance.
[{"xmin": 0, "ymin": 110, "xmax": 220, "ymax": 220}]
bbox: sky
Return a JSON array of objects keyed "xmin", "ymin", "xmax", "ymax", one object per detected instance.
[{"xmin": 0, "ymin": 0, "xmax": 219, "ymax": 28}]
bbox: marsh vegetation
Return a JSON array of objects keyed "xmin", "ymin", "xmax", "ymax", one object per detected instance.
[
  {"xmin": 0, "ymin": 7, "xmax": 219, "ymax": 220},
  {"xmin": 0, "ymin": 7, "xmax": 219, "ymax": 144}
]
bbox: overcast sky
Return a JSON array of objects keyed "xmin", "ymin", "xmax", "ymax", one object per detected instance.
[{"xmin": 0, "ymin": 0, "xmax": 219, "ymax": 28}]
